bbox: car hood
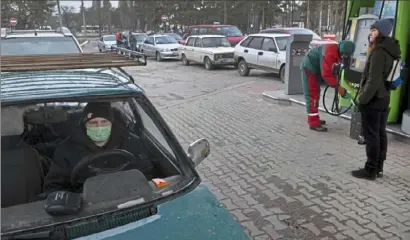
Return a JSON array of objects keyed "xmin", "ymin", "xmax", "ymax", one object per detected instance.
[
  {"xmin": 104, "ymin": 41, "xmax": 117, "ymax": 45},
  {"xmin": 203, "ymin": 47, "xmax": 234, "ymax": 54},
  {"xmin": 155, "ymin": 44, "xmax": 180, "ymax": 49},
  {"xmin": 74, "ymin": 184, "xmax": 248, "ymax": 240}
]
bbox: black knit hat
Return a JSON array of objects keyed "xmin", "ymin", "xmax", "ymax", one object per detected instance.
[{"xmin": 83, "ymin": 102, "xmax": 114, "ymax": 123}]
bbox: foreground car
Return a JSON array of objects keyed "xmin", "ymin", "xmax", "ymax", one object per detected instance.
[
  {"xmin": 179, "ymin": 35, "xmax": 236, "ymax": 70},
  {"xmin": 0, "ymin": 53, "xmax": 248, "ymax": 240}
]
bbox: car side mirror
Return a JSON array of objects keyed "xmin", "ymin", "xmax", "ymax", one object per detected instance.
[
  {"xmin": 144, "ymin": 40, "xmax": 150, "ymax": 44},
  {"xmin": 187, "ymin": 138, "xmax": 210, "ymax": 167},
  {"xmin": 268, "ymin": 48, "xmax": 278, "ymax": 53}
]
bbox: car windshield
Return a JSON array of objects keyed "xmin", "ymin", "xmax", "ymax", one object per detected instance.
[
  {"xmin": 288, "ymin": 29, "xmax": 322, "ymax": 40},
  {"xmin": 133, "ymin": 34, "xmax": 147, "ymax": 42},
  {"xmin": 1, "ymin": 95, "xmax": 198, "ymax": 236},
  {"xmin": 0, "ymin": 37, "xmax": 80, "ymax": 55},
  {"xmin": 155, "ymin": 36, "xmax": 178, "ymax": 44},
  {"xmin": 215, "ymin": 26, "xmax": 243, "ymax": 37},
  {"xmin": 103, "ymin": 35, "xmax": 116, "ymax": 41},
  {"xmin": 166, "ymin": 33, "xmax": 182, "ymax": 40},
  {"xmin": 275, "ymin": 37, "xmax": 288, "ymax": 51},
  {"xmin": 202, "ymin": 37, "xmax": 231, "ymax": 47}
]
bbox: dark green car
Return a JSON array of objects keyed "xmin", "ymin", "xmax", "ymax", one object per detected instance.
[{"xmin": 1, "ymin": 53, "xmax": 248, "ymax": 240}]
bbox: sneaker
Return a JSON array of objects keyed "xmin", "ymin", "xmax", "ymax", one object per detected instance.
[
  {"xmin": 351, "ymin": 168, "xmax": 376, "ymax": 180},
  {"xmin": 310, "ymin": 125, "xmax": 328, "ymax": 132},
  {"xmin": 377, "ymin": 162, "xmax": 384, "ymax": 178}
]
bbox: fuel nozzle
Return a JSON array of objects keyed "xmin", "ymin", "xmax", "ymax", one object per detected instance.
[{"xmin": 340, "ymin": 54, "xmax": 351, "ymax": 70}]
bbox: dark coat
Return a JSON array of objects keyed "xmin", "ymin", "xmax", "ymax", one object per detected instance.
[
  {"xmin": 357, "ymin": 37, "xmax": 401, "ymax": 105},
  {"xmin": 43, "ymin": 122, "xmax": 154, "ymax": 193}
]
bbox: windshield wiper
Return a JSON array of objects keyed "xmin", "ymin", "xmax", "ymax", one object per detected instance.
[{"xmin": 3, "ymin": 230, "xmax": 62, "ymax": 240}]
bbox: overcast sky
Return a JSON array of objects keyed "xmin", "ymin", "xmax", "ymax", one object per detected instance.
[{"xmin": 60, "ymin": 1, "xmax": 118, "ymax": 12}]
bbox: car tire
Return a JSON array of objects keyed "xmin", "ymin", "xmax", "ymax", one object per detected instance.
[
  {"xmin": 279, "ymin": 65, "xmax": 285, "ymax": 83},
  {"xmin": 238, "ymin": 59, "xmax": 250, "ymax": 76},
  {"xmin": 182, "ymin": 54, "xmax": 190, "ymax": 65},
  {"xmin": 99, "ymin": 47, "xmax": 102, "ymax": 52},
  {"xmin": 156, "ymin": 52, "xmax": 162, "ymax": 61},
  {"xmin": 204, "ymin": 57, "xmax": 214, "ymax": 70}
]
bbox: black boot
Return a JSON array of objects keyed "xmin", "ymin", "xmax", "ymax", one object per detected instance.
[
  {"xmin": 377, "ymin": 161, "xmax": 384, "ymax": 178},
  {"xmin": 320, "ymin": 120, "xmax": 326, "ymax": 125},
  {"xmin": 351, "ymin": 167, "xmax": 377, "ymax": 180},
  {"xmin": 357, "ymin": 135, "xmax": 366, "ymax": 145},
  {"xmin": 310, "ymin": 125, "xmax": 328, "ymax": 132}
]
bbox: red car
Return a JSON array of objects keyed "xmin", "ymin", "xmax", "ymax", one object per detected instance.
[
  {"xmin": 182, "ymin": 24, "xmax": 244, "ymax": 46},
  {"xmin": 259, "ymin": 28, "xmax": 336, "ymax": 48}
]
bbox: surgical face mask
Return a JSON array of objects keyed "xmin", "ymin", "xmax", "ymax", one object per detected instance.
[{"xmin": 86, "ymin": 126, "xmax": 112, "ymax": 143}]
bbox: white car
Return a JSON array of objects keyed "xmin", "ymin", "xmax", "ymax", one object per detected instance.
[
  {"xmin": 97, "ymin": 35, "xmax": 117, "ymax": 52},
  {"xmin": 179, "ymin": 35, "xmax": 236, "ymax": 70},
  {"xmin": 141, "ymin": 35, "xmax": 180, "ymax": 61},
  {"xmin": 234, "ymin": 33, "xmax": 289, "ymax": 82}
]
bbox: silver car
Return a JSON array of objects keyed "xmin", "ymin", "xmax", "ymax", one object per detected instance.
[
  {"xmin": 141, "ymin": 34, "xmax": 180, "ymax": 61},
  {"xmin": 97, "ymin": 35, "xmax": 117, "ymax": 52}
]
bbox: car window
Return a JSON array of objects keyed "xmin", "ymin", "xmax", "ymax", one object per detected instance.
[
  {"xmin": 202, "ymin": 37, "xmax": 231, "ymax": 47},
  {"xmin": 198, "ymin": 27, "xmax": 213, "ymax": 34},
  {"xmin": 103, "ymin": 36, "xmax": 115, "ymax": 41},
  {"xmin": 134, "ymin": 35, "xmax": 146, "ymax": 42},
  {"xmin": 240, "ymin": 36, "xmax": 253, "ymax": 47},
  {"xmin": 155, "ymin": 36, "xmax": 178, "ymax": 44},
  {"xmin": 190, "ymin": 28, "xmax": 199, "ymax": 35},
  {"xmin": 275, "ymin": 37, "xmax": 288, "ymax": 51},
  {"xmin": 167, "ymin": 33, "xmax": 182, "ymax": 40},
  {"xmin": 215, "ymin": 26, "xmax": 243, "ymax": 36},
  {"xmin": 261, "ymin": 38, "xmax": 276, "ymax": 51},
  {"xmin": 247, "ymin": 37, "xmax": 263, "ymax": 50},
  {"xmin": 1, "ymin": 37, "xmax": 80, "ymax": 55},
  {"xmin": 134, "ymin": 102, "xmax": 176, "ymax": 158},
  {"xmin": 194, "ymin": 38, "xmax": 202, "ymax": 47},
  {"xmin": 186, "ymin": 37, "xmax": 195, "ymax": 46},
  {"xmin": 146, "ymin": 37, "xmax": 154, "ymax": 44}
]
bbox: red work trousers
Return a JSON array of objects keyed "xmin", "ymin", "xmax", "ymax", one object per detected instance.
[{"xmin": 301, "ymin": 69, "xmax": 321, "ymax": 127}]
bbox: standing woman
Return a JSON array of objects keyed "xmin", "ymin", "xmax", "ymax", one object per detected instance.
[{"xmin": 352, "ymin": 19, "xmax": 401, "ymax": 180}]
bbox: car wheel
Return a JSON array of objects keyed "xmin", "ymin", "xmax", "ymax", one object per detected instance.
[
  {"xmin": 204, "ymin": 57, "xmax": 214, "ymax": 70},
  {"xmin": 238, "ymin": 59, "xmax": 250, "ymax": 76},
  {"xmin": 156, "ymin": 52, "xmax": 162, "ymax": 61},
  {"xmin": 279, "ymin": 65, "xmax": 285, "ymax": 83},
  {"xmin": 182, "ymin": 54, "xmax": 190, "ymax": 65},
  {"xmin": 98, "ymin": 47, "xmax": 102, "ymax": 52}
]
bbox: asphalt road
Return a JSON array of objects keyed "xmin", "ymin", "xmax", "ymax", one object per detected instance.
[{"xmin": 84, "ymin": 42, "xmax": 410, "ymax": 240}]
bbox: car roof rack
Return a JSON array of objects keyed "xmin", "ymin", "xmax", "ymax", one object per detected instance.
[{"xmin": 1, "ymin": 52, "xmax": 146, "ymax": 73}]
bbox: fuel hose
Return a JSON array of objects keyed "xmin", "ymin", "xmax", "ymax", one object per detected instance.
[{"xmin": 322, "ymin": 64, "xmax": 360, "ymax": 116}]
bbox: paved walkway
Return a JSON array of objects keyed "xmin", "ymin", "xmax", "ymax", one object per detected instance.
[{"xmin": 158, "ymin": 81, "xmax": 410, "ymax": 240}]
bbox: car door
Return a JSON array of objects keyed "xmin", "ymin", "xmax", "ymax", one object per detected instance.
[
  {"xmin": 143, "ymin": 37, "xmax": 154, "ymax": 56},
  {"xmin": 243, "ymin": 36, "xmax": 263, "ymax": 66},
  {"xmin": 192, "ymin": 38, "xmax": 203, "ymax": 62},
  {"xmin": 183, "ymin": 37, "xmax": 196, "ymax": 61},
  {"xmin": 258, "ymin": 37, "xmax": 279, "ymax": 71}
]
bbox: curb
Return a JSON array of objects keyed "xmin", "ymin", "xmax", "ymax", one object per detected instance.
[{"xmin": 261, "ymin": 91, "xmax": 410, "ymax": 141}]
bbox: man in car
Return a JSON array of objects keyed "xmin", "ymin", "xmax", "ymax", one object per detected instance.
[
  {"xmin": 43, "ymin": 102, "xmax": 154, "ymax": 194},
  {"xmin": 300, "ymin": 40, "xmax": 356, "ymax": 132}
]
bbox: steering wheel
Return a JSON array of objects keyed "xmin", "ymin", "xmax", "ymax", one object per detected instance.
[{"xmin": 71, "ymin": 149, "xmax": 137, "ymax": 186}]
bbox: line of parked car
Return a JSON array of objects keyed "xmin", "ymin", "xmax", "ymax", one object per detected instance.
[{"xmin": 97, "ymin": 26, "xmax": 337, "ymax": 82}]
